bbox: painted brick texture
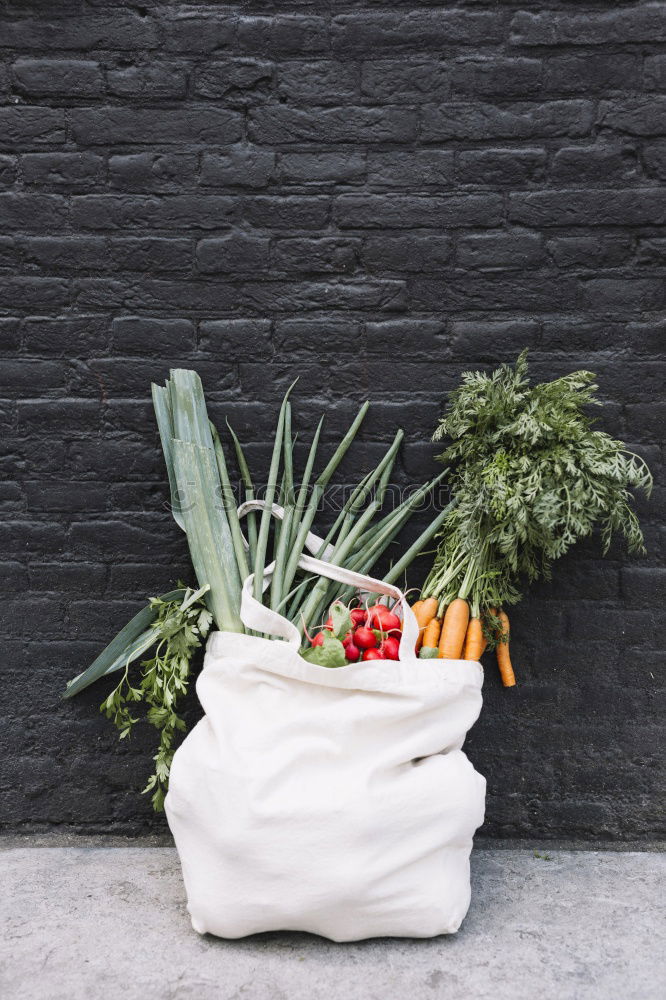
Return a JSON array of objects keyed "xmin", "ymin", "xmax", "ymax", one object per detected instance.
[{"xmin": 0, "ymin": 2, "xmax": 664, "ymax": 840}]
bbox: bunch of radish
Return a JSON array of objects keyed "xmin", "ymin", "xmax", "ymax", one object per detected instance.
[{"xmin": 304, "ymin": 601, "xmax": 402, "ymax": 667}]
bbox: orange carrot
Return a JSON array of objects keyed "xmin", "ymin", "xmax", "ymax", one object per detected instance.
[
  {"xmin": 463, "ymin": 617, "xmax": 485, "ymax": 661},
  {"xmin": 422, "ymin": 617, "xmax": 442, "ymax": 650},
  {"xmin": 438, "ymin": 598, "xmax": 470, "ymax": 659},
  {"xmin": 496, "ymin": 610, "xmax": 516, "ymax": 687},
  {"xmin": 413, "ymin": 597, "xmax": 438, "ymax": 651}
]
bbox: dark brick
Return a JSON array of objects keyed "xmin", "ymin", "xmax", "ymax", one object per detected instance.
[
  {"xmin": 279, "ymin": 151, "xmax": 366, "ymax": 185},
  {"xmin": 273, "ymin": 237, "xmax": 359, "ymax": 274},
  {"xmin": 334, "ymin": 194, "xmax": 502, "ymax": 229},
  {"xmin": 22, "ymin": 236, "xmax": 106, "ymax": 271},
  {"xmin": 71, "ymin": 195, "xmax": 235, "ymax": 231},
  {"xmin": 644, "ymin": 55, "xmax": 666, "ymax": 91},
  {"xmin": 17, "ymin": 400, "xmax": 101, "ymax": 434},
  {"xmin": 23, "ymin": 317, "xmax": 108, "ymax": 357},
  {"xmin": 108, "ymin": 237, "xmax": 191, "ymax": 274},
  {"xmin": 25, "ymin": 480, "xmax": 108, "ymax": 513},
  {"xmin": 277, "ymin": 61, "xmax": 358, "ymax": 105},
  {"xmin": 511, "ymin": 8, "xmax": 666, "ymax": 46},
  {"xmin": 200, "ymin": 147, "xmax": 276, "ymax": 189},
  {"xmin": 0, "ymin": 561, "xmax": 28, "ymax": 590},
  {"xmin": 199, "ymin": 319, "xmax": 272, "ymax": 360},
  {"xmin": 361, "ymin": 60, "xmax": 448, "ymax": 103},
  {"xmin": 249, "ymin": 106, "xmax": 418, "ymax": 145},
  {"xmin": 29, "ymin": 561, "xmax": 106, "ymax": 595},
  {"xmin": 550, "ymin": 144, "xmax": 639, "ymax": 185},
  {"xmin": 0, "ymin": 277, "xmax": 68, "ymax": 309},
  {"xmin": 21, "ymin": 152, "xmax": 103, "ymax": 190},
  {"xmin": 363, "ymin": 234, "xmax": 453, "ymax": 273},
  {"xmin": 545, "ymin": 54, "xmax": 639, "ymax": 94},
  {"xmin": 196, "ymin": 234, "xmax": 271, "ymax": 274},
  {"xmin": 582, "ymin": 279, "xmax": 663, "ymax": 312},
  {"xmin": 0, "ymin": 14, "xmax": 158, "ymax": 50},
  {"xmin": 367, "ymin": 151, "xmax": 454, "ymax": 190},
  {"xmin": 457, "ymin": 232, "xmax": 545, "ymax": 270},
  {"xmin": 623, "ymin": 321, "xmax": 666, "ymax": 356},
  {"xmin": 422, "ymin": 101, "xmax": 594, "ymax": 141},
  {"xmin": 332, "ymin": 11, "xmax": 504, "ymax": 51},
  {"xmin": 0, "ymin": 108, "xmax": 65, "ymax": 149},
  {"xmin": 458, "ymin": 148, "xmax": 546, "ymax": 186},
  {"xmin": 0, "ymin": 521, "xmax": 66, "ymax": 555},
  {"xmin": 274, "ymin": 318, "xmax": 361, "ymax": 353},
  {"xmin": 0, "ymin": 317, "xmax": 21, "ymax": 354},
  {"xmin": 449, "ymin": 320, "xmax": 541, "ymax": 359},
  {"xmin": 237, "ymin": 16, "xmax": 328, "ymax": 55},
  {"xmin": 0, "ymin": 236, "xmax": 16, "ymax": 269},
  {"xmin": 453, "ymin": 58, "xmax": 542, "ymax": 97},
  {"xmin": 240, "ymin": 195, "xmax": 329, "ymax": 230},
  {"xmin": 0, "ymin": 194, "xmax": 67, "ymax": 232},
  {"xmin": 108, "ymin": 152, "xmax": 196, "ymax": 192},
  {"xmin": 12, "ymin": 58, "xmax": 103, "ymax": 97},
  {"xmin": 70, "ymin": 108, "xmax": 242, "ymax": 145},
  {"xmin": 238, "ymin": 279, "xmax": 407, "ymax": 314},
  {"xmin": 644, "ymin": 140, "xmax": 666, "ymax": 180},
  {"xmin": 509, "ymin": 190, "xmax": 666, "ymax": 226},
  {"xmin": 548, "ymin": 236, "xmax": 633, "ymax": 269},
  {"xmin": 159, "ymin": 10, "xmax": 234, "ymax": 54},
  {"xmin": 107, "ymin": 63, "xmax": 187, "ymax": 99},
  {"xmin": 365, "ymin": 319, "xmax": 446, "ymax": 358},
  {"xmin": 0, "ymin": 483, "xmax": 23, "ymax": 513},
  {"xmin": 0, "ymin": 155, "xmax": 16, "ymax": 188},
  {"xmin": 194, "ymin": 60, "xmax": 273, "ymax": 102},
  {"xmin": 111, "ymin": 317, "xmax": 194, "ymax": 355},
  {"xmin": 412, "ymin": 275, "xmax": 579, "ymax": 312},
  {"xmin": 637, "ymin": 238, "xmax": 666, "ymax": 265},
  {"xmin": 599, "ymin": 97, "xmax": 666, "ymax": 137},
  {"xmin": 625, "ymin": 402, "xmax": 666, "ymax": 440},
  {"xmin": 107, "ymin": 563, "xmax": 183, "ymax": 597}
]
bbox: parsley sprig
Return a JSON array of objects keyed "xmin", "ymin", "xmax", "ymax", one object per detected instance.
[{"xmin": 101, "ymin": 585, "xmax": 213, "ymax": 811}]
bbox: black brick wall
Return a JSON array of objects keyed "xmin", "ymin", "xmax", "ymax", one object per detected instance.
[{"xmin": 1, "ymin": 1, "xmax": 664, "ymax": 840}]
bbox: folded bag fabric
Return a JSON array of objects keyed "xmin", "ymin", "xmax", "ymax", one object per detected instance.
[{"xmin": 165, "ymin": 511, "xmax": 485, "ymax": 942}]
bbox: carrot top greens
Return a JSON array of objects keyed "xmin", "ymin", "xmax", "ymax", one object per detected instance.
[{"xmin": 423, "ymin": 351, "xmax": 652, "ymax": 617}]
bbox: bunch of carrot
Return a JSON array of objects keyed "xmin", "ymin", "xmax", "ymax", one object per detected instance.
[{"xmin": 411, "ymin": 597, "xmax": 515, "ymax": 687}]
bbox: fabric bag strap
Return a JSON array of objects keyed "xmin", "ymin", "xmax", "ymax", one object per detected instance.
[{"xmin": 236, "ymin": 501, "xmax": 419, "ymax": 658}]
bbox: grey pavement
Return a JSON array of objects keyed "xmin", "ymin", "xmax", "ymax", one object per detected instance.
[{"xmin": 0, "ymin": 843, "xmax": 663, "ymax": 1000}]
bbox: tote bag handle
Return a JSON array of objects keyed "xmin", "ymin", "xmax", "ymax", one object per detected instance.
[{"xmin": 236, "ymin": 501, "xmax": 419, "ymax": 660}]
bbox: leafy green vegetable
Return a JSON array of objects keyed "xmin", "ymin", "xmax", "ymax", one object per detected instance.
[
  {"xmin": 62, "ymin": 588, "xmax": 187, "ymax": 699},
  {"xmin": 423, "ymin": 351, "xmax": 652, "ymax": 615},
  {"xmin": 300, "ymin": 634, "xmax": 348, "ymax": 668},
  {"xmin": 100, "ymin": 586, "xmax": 213, "ymax": 811},
  {"xmin": 329, "ymin": 600, "xmax": 351, "ymax": 638}
]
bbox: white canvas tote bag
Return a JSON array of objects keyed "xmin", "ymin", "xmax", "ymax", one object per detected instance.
[{"xmin": 166, "ymin": 513, "xmax": 485, "ymax": 941}]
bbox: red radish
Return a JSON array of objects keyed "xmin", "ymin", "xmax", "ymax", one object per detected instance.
[
  {"xmin": 380, "ymin": 635, "xmax": 400, "ymax": 660},
  {"xmin": 324, "ymin": 617, "xmax": 334, "ymax": 630},
  {"xmin": 353, "ymin": 626, "xmax": 377, "ymax": 650},
  {"xmin": 368, "ymin": 604, "xmax": 401, "ymax": 634},
  {"xmin": 350, "ymin": 608, "xmax": 367, "ymax": 627},
  {"xmin": 311, "ymin": 631, "xmax": 327, "ymax": 647},
  {"xmin": 343, "ymin": 640, "xmax": 360, "ymax": 663},
  {"xmin": 362, "ymin": 648, "xmax": 385, "ymax": 661}
]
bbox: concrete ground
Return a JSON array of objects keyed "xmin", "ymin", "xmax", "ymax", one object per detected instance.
[{"xmin": 0, "ymin": 842, "xmax": 663, "ymax": 1000}]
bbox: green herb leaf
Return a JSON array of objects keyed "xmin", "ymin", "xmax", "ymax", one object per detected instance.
[
  {"xmin": 301, "ymin": 635, "xmax": 348, "ymax": 668},
  {"xmin": 98, "ymin": 584, "xmax": 213, "ymax": 812},
  {"xmin": 329, "ymin": 601, "xmax": 351, "ymax": 639}
]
